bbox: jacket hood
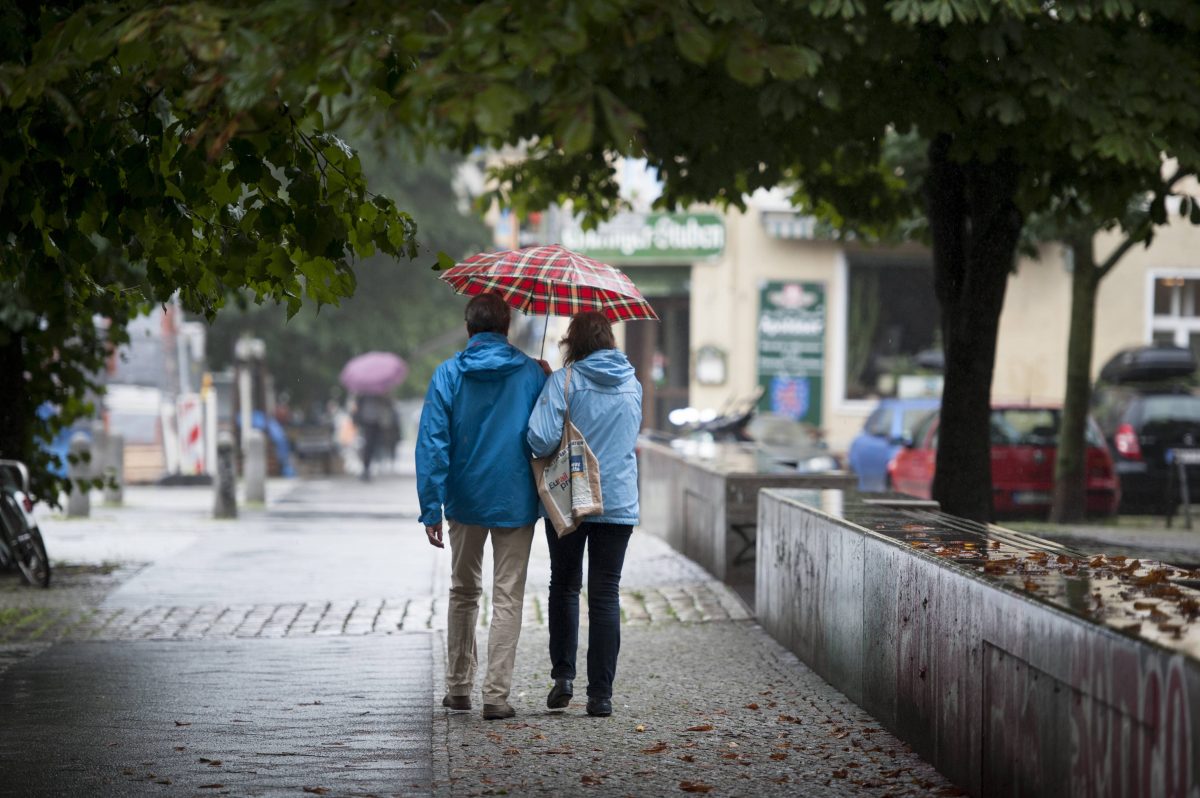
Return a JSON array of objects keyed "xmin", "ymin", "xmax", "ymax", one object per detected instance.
[
  {"xmin": 457, "ymin": 332, "xmax": 529, "ymax": 380},
  {"xmin": 572, "ymin": 349, "xmax": 635, "ymax": 386}
]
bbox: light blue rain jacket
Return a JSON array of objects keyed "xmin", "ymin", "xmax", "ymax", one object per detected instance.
[
  {"xmin": 416, "ymin": 332, "xmax": 548, "ymax": 528},
  {"xmin": 527, "ymin": 349, "xmax": 642, "ymax": 526}
]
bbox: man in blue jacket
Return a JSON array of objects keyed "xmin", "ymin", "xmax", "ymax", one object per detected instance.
[{"xmin": 416, "ymin": 293, "xmax": 548, "ymax": 720}]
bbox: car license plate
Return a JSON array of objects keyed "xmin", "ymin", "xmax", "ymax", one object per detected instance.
[
  {"xmin": 1012, "ymin": 491, "xmax": 1051, "ymax": 505},
  {"xmin": 1170, "ymin": 448, "xmax": 1200, "ymax": 465}
]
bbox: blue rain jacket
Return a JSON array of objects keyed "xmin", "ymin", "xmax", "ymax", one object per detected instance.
[
  {"xmin": 527, "ymin": 349, "xmax": 642, "ymax": 525},
  {"xmin": 416, "ymin": 332, "xmax": 548, "ymax": 528}
]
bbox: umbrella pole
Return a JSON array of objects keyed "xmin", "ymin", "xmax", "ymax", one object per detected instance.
[{"xmin": 539, "ymin": 317, "xmax": 549, "ymax": 359}]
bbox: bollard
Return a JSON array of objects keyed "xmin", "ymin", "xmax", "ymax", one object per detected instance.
[
  {"xmin": 213, "ymin": 431, "xmax": 237, "ymax": 519},
  {"xmin": 244, "ymin": 427, "xmax": 266, "ymax": 504},
  {"xmin": 66, "ymin": 431, "xmax": 91, "ymax": 518},
  {"xmin": 104, "ymin": 432, "xmax": 124, "ymax": 505}
]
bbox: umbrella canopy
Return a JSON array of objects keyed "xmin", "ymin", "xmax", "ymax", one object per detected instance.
[
  {"xmin": 339, "ymin": 351, "xmax": 408, "ymax": 395},
  {"xmin": 439, "ymin": 244, "xmax": 659, "ymax": 322}
]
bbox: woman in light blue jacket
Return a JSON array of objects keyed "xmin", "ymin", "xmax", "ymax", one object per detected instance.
[{"xmin": 527, "ymin": 311, "xmax": 642, "ymax": 718}]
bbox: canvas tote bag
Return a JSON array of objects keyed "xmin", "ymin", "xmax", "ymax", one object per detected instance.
[{"xmin": 532, "ymin": 365, "xmax": 603, "ymax": 537}]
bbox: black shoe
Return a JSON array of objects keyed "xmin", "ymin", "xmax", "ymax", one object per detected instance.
[
  {"xmin": 546, "ymin": 678, "xmax": 573, "ymax": 709},
  {"xmin": 442, "ymin": 694, "xmax": 471, "ymax": 711},
  {"xmin": 586, "ymin": 697, "xmax": 612, "ymax": 717},
  {"xmin": 482, "ymin": 702, "xmax": 516, "ymax": 720}
]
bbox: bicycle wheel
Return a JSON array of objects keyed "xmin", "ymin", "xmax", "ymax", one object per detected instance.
[{"xmin": 1, "ymin": 494, "xmax": 50, "ymax": 588}]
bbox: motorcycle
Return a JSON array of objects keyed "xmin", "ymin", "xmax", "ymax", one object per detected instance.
[
  {"xmin": 662, "ymin": 389, "xmax": 839, "ymax": 474},
  {"xmin": 0, "ymin": 459, "xmax": 51, "ymax": 588}
]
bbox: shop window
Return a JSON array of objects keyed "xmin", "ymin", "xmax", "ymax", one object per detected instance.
[
  {"xmin": 1150, "ymin": 275, "xmax": 1200, "ymax": 360},
  {"xmin": 844, "ymin": 258, "xmax": 939, "ymax": 400}
]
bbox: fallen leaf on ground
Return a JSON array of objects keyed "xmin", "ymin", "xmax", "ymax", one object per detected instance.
[
  {"xmin": 635, "ymin": 724, "xmax": 646, "ymax": 732},
  {"xmin": 581, "ymin": 774, "xmax": 603, "ymax": 785},
  {"xmin": 503, "ymin": 748, "xmax": 520, "ymax": 756},
  {"xmin": 155, "ymin": 779, "xmax": 171, "ymax": 785},
  {"xmin": 686, "ymin": 724, "xmax": 714, "ymax": 732},
  {"xmin": 197, "ymin": 786, "xmax": 224, "ymax": 791},
  {"xmin": 771, "ymin": 775, "xmax": 790, "ymax": 784},
  {"xmin": 174, "ymin": 721, "xmax": 191, "ymax": 727},
  {"xmin": 173, "ymin": 747, "xmax": 185, "ymax": 752},
  {"xmin": 680, "ymin": 781, "xmax": 714, "ymax": 793},
  {"xmin": 744, "ymin": 703, "xmax": 759, "ymax": 710},
  {"xmin": 678, "ymin": 754, "xmax": 695, "ymax": 763},
  {"xmin": 302, "ymin": 788, "xmax": 330, "ymax": 796},
  {"xmin": 641, "ymin": 742, "xmax": 669, "ymax": 754},
  {"xmin": 832, "ymin": 769, "xmax": 848, "ymax": 779},
  {"xmin": 770, "ymin": 752, "xmax": 787, "ymax": 760}
]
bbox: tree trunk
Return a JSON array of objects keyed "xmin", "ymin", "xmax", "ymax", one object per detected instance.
[
  {"xmin": 926, "ymin": 135, "xmax": 1024, "ymax": 522},
  {"xmin": 1050, "ymin": 235, "xmax": 1098, "ymax": 523},
  {"xmin": 0, "ymin": 331, "xmax": 29, "ymax": 462}
]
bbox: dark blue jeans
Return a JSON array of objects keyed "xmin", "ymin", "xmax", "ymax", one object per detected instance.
[{"xmin": 546, "ymin": 521, "xmax": 633, "ymax": 700}]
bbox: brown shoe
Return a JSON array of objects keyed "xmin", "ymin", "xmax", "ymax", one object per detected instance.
[
  {"xmin": 442, "ymin": 694, "xmax": 471, "ymax": 711},
  {"xmin": 482, "ymin": 702, "xmax": 516, "ymax": 720}
]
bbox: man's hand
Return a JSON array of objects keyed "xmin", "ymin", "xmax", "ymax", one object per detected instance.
[
  {"xmin": 536, "ymin": 359, "xmax": 552, "ymax": 376},
  {"xmin": 425, "ymin": 523, "xmax": 445, "ymax": 548}
]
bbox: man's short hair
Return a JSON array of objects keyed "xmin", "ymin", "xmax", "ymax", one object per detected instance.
[{"xmin": 465, "ymin": 293, "xmax": 511, "ymax": 336}]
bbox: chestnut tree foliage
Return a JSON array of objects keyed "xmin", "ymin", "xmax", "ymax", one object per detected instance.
[{"xmin": 4, "ymin": 0, "xmax": 1200, "ymax": 520}]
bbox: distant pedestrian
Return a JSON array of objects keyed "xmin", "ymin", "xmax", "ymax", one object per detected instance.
[
  {"xmin": 416, "ymin": 293, "xmax": 550, "ymax": 720},
  {"xmin": 353, "ymin": 394, "xmax": 390, "ymax": 481},
  {"xmin": 526, "ymin": 311, "xmax": 642, "ymax": 717}
]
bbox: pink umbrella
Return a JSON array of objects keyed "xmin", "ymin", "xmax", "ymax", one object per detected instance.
[{"xmin": 339, "ymin": 351, "xmax": 408, "ymax": 395}]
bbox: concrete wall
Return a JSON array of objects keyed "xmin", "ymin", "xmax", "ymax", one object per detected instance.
[
  {"xmin": 757, "ymin": 488, "xmax": 1200, "ymax": 797},
  {"xmin": 639, "ymin": 441, "xmax": 854, "ymax": 584}
]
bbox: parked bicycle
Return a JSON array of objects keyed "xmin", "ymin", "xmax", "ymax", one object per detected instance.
[{"xmin": 0, "ymin": 459, "xmax": 51, "ymax": 588}]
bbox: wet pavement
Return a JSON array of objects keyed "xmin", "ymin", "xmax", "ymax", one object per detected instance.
[
  {"xmin": 0, "ymin": 465, "xmax": 956, "ymax": 796},
  {"xmin": 1, "ymin": 637, "xmax": 432, "ymax": 796}
]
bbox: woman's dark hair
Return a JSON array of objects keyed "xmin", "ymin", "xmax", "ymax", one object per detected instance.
[
  {"xmin": 465, "ymin": 293, "xmax": 511, "ymax": 336},
  {"xmin": 561, "ymin": 311, "xmax": 616, "ymax": 364}
]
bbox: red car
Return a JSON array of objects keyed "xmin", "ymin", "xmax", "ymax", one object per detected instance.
[{"xmin": 887, "ymin": 404, "xmax": 1120, "ymax": 517}]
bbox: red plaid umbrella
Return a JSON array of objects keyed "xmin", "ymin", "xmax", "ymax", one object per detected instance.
[{"xmin": 439, "ymin": 244, "xmax": 659, "ymax": 323}]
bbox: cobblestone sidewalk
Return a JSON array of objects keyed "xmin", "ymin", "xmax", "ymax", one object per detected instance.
[
  {"xmin": 0, "ymin": 583, "xmax": 751, "ymax": 644},
  {"xmin": 434, "ymin": 622, "xmax": 959, "ymax": 797}
]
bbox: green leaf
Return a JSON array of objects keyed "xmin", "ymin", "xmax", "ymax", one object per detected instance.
[
  {"xmin": 673, "ymin": 14, "xmax": 714, "ymax": 64},
  {"xmin": 763, "ymin": 45, "xmax": 821, "ymax": 81},
  {"xmin": 556, "ymin": 101, "xmax": 595, "ymax": 155},
  {"xmin": 433, "ymin": 251, "xmax": 457, "ymax": 271},
  {"xmin": 725, "ymin": 34, "xmax": 764, "ymax": 86},
  {"xmin": 473, "ymin": 83, "xmax": 528, "ymax": 134}
]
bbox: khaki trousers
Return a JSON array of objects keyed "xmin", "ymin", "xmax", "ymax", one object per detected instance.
[{"xmin": 445, "ymin": 520, "xmax": 535, "ymax": 704}]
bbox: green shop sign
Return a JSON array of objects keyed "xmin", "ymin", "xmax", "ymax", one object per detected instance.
[
  {"xmin": 559, "ymin": 213, "xmax": 725, "ymax": 262},
  {"xmin": 757, "ymin": 281, "xmax": 825, "ymax": 426}
]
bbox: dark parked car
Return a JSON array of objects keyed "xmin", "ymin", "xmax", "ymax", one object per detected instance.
[
  {"xmin": 1092, "ymin": 344, "xmax": 1200, "ymax": 513},
  {"xmin": 1093, "ymin": 385, "xmax": 1200, "ymax": 512}
]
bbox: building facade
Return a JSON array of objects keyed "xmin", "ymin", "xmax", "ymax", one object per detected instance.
[{"xmin": 527, "ymin": 175, "xmax": 1200, "ymax": 454}]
